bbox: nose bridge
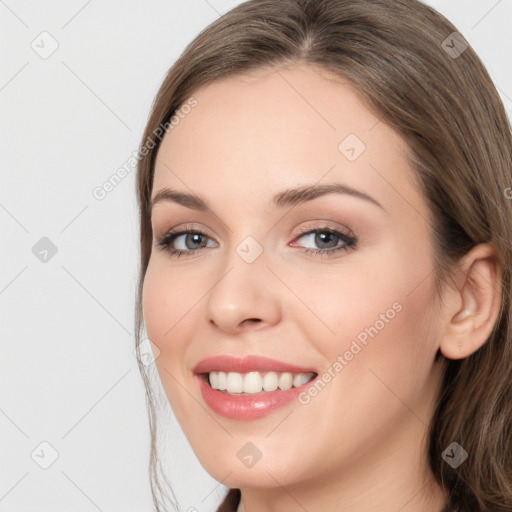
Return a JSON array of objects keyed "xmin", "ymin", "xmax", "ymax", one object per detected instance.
[
  {"xmin": 204, "ymin": 231, "xmax": 281, "ymax": 331},
  {"xmin": 211, "ymin": 232, "xmax": 268, "ymax": 302}
]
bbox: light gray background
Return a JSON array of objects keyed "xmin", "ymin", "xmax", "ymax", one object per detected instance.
[{"xmin": 1, "ymin": 1, "xmax": 511, "ymax": 511}]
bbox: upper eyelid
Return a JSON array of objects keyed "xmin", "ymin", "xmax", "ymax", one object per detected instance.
[
  {"xmin": 292, "ymin": 226, "xmax": 350, "ymax": 238},
  {"xmin": 163, "ymin": 224, "xmax": 348, "ymax": 237}
]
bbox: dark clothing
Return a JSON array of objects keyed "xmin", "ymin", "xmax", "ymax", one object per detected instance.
[{"xmin": 217, "ymin": 488, "xmax": 241, "ymax": 511}]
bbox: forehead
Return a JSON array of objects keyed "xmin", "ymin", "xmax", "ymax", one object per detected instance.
[{"xmin": 152, "ymin": 64, "xmax": 423, "ymax": 220}]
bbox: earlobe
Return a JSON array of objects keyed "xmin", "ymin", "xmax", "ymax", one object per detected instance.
[{"xmin": 439, "ymin": 244, "xmax": 502, "ymax": 360}]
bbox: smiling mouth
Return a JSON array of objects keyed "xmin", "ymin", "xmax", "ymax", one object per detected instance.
[{"xmin": 201, "ymin": 370, "xmax": 317, "ymax": 395}]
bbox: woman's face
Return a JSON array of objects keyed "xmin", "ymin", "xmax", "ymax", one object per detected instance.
[{"xmin": 143, "ymin": 64, "xmax": 446, "ymax": 491}]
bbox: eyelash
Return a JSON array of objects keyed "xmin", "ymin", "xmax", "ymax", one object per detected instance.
[{"xmin": 156, "ymin": 224, "xmax": 357, "ymax": 259}]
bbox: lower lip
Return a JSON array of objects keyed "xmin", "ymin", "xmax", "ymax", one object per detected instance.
[{"xmin": 196, "ymin": 374, "xmax": 315, "ymax": 420}]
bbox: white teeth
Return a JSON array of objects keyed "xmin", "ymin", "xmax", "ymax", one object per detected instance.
[
  {"xmin": 209, "ymin": 371, "xmax": 218, "ymax": 389},
  {"xmin": 243, "ymin": 372, "xmax": 263, "ymax": 393},
  {"xmin": 226, "ymin": 372, "xmax": 244, "ymax": 394},
  {"xmin": 208, "ymin": 371, "xmax": 316, "ymax": 395},
  {"xmin": 278, "ymin": 372, "xmax": 293, "ymax": 391},
  {"xmin": 293, "ymin": 373, "xmax": 312, "ymax": 387},
  {"xmin": 217, "ymin": 371, "xmax": 227, "ymax": 391},
  {"xmin": 262, "ymin": 372, "xmax": 278, "ymax": 391}
]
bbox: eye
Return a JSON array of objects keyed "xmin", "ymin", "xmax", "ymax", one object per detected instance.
[
  {"xmin": 155, "ymin": 224, "xmax": 357, "ymax": 258},
  {"xmin": 156, "ymin": 227, "xmax": 217, "ymax": 258},
  {"xmin": 291, "ymin": 226, "xmax": 357, "ymax": 257}
]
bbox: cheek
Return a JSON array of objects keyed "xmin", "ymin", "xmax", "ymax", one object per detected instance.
[
  {"xmin": 142, "ymin": 263, "xmax": 198, "ymax": 412},
  {"xmin": 142, "ymin": 261, "xmax": 201, "ymax": 347},
  {"xmin": 279, "ymin": 257, "xmax": 404, "ymax": 350},
  {"xmin": 320, "ymin": 265, "xmax": 438, "ymax": 425},
  {"xmin": 293, "ymin": 280, "xmax": 438, "ymax": 468},
  {"xmin": 292, "ymin": 248, "xmax": 438, "ymax": 404}
]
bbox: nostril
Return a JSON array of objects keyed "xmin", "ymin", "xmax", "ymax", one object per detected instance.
[{"xmin": 241, "ymin": 318, "xmax": 262, "ymax": 327}]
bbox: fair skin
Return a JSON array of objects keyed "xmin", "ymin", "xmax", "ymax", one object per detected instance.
[{"xmin": 142, "ymin": 64, "xmax": 501, "ymax": 512}]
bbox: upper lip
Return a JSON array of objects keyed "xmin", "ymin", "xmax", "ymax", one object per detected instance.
[{"xmin": 193, "ymin": 355, "xmax": 318, "ymax": 375}]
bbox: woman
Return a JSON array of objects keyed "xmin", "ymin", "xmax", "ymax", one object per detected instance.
[{"xmin": 134, "ymin": 0, "xmax": 512, "ymax": 510}]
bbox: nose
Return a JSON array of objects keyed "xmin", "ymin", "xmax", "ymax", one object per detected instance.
[{"xmin": 204, "ymin": 248, "xmax": 282, "ymax": 335}]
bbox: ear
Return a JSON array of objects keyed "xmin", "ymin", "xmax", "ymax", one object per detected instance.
[{"xmin": 439, "ymin": 243, "xmax": 502, "ymax": 360}]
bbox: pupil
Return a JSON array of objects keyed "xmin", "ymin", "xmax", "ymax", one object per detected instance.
[
  {"xmin": 186, "ymin": 233, "xmax": 204, "ymax": 249},
  {"xmin": 316, "ymin": 232, "xmax": 337, "ymax": 249}
]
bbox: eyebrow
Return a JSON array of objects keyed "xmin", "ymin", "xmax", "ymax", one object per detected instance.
[{"xmin": 149, "ymin": 183, "xmax": 386, "ymax": 213}]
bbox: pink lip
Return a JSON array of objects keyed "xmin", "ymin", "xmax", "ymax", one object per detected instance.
[
  {"xmin": 192, "ymin": 355, "xmax": 317, "ymax": 374},
  {"xmin": 193, "ymin": 355, "xmax": 318, "ymax": 421}
]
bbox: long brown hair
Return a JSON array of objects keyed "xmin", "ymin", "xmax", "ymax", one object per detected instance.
[{"xmin": 134, "ymin": 0, "xmax": 512, "ymax": 510}]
